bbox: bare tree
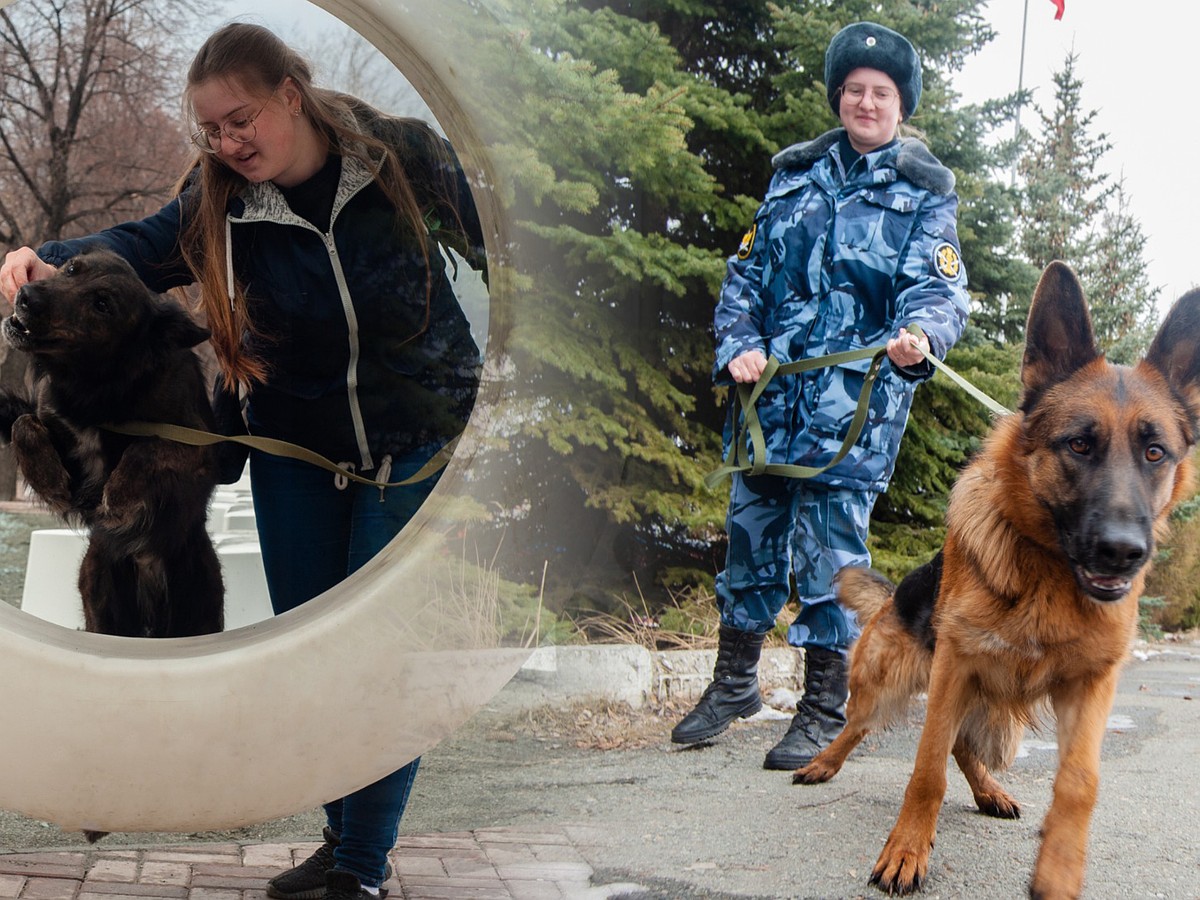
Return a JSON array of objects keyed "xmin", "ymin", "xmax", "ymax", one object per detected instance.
[
  {"xmin": 0, "ymin": 0, "xmax": 217, "ymax": 242},
  {"xmin": 0, "ymin": 0, "xmax": 215, "ymax": 500},
  {"xmin": 299, "ymin": 26, "xmax": 434, "ymax": 123}
]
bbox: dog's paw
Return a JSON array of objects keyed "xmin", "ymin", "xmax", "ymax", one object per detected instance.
[
  {"xmin": 99, "ymin": 441, "xmax": 187, "ymax": 534},
  {"xmin": 12, "ymin": 415, "xmax": 72, "ymax": 509},
  {"xmin": 792, "ymin": 759, "xmax": 838, "ymax": 784},
  {"xmin": 870, "ymin": 834, "xmax": 931, "ymax": 896},
  {"xmin": 0, "ymin": 392, "xmax": 34, "ymax": 441},
  {"xmin": 98, "ymin": 471, "xmax": 149, "ymax": 533},
  {"xmin": 11, "ymin": 413, "xmax": 49, "ymax": 451},
  {"xmin": 976, "ymin": 789, "xmax": 1021, "ymax": 820},
  {"xmin": 1029, "ymin": 829, "xmax": 1085, "ymax": 900},
  {"xmin": 1028, "ymin": 875, "xmax": 1082, "ymax": 900}
]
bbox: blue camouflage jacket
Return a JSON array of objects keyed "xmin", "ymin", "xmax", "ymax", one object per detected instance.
[{"xmin": 714, "ymin": 128, "xmax": 970, "ymax": 493}]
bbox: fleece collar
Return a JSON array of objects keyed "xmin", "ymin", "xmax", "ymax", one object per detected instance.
[
  {"xmin": 230, "ymin": 151, "xmax": 379, "ymax": 228},
  {"xmin": 771, "ymin": 127, "xmax": 955, "ymax": 195},
  {"xmin": 229, "ymin": 107, "xmax": 381, "ymax": 227}
]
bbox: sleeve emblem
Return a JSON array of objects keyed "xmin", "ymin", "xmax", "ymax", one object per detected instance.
[
  {"xmin": 737, "ymin": 223, "xmax": 757, "ymax": 260},
  {"xmin": 934, "ymin": 242, "xmax": 962, "ymax": 281}
]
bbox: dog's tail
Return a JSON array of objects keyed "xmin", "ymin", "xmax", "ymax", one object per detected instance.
[{"xmin": 833, "ymin": 566, "xmax": 895, "ymax": 620}]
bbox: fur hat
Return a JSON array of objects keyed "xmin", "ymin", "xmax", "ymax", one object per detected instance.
[{"xmin": 825, "ymin": 22, "xmax": 922, "ymax": 118}]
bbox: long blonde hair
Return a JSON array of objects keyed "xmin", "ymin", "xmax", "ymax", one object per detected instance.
[{"xmin": 178, "ymin": 23, "xmax": 441, "ymax": 390}]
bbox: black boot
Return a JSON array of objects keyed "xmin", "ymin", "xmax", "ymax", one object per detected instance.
[
  {"xmin": 762, "ymin": 645, "xmax": 848, "ymax": 770},
  {"xmin": 671, "ymin": 624, "xmax": 765, "ymax": 744}
]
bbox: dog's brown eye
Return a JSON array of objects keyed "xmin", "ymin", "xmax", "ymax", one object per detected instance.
[
  {"xmin": 65, "ymin": 260, "xmax": 79, "ymax": 276},
  {"xmin": 1146, "ymin": 444, "xmax": 1166, "ymax": 463},
  {"xmin": 1068, "ymin": 437, "xmax": 1090, "ymax": 455},
  {"xmin": 92, "ymin": 297, "xmax": 111, "ymax": 314}
]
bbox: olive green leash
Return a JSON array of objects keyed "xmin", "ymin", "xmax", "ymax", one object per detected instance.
[
  {"xmin": 101, "ymin": 421, "xmax": 458, "ymax": 489},
  {"xmin": 704, "ymin": 325, "xmax": 1012, "ymax": 491},
  {"xmin": 103, "ymin": 324, "xmax": 1006, "ymax": 493}
]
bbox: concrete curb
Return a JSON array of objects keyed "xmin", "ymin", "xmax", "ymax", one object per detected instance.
[{"xmin": 501, "ymin": 644, "xmax": 803, "ymax": 708}]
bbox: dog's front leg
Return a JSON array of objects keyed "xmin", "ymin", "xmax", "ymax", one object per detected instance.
[
  {"xmin": 870, "ymin": 646, "xmax": 970, "ymax": 895},
  {"xmin": 0, "ymin": 391, "xmax": 35, "ymax": 441},
  {"xmin": 96, "ymin": 442, "xmax": 162, "ymax": 535},
  {"xmin": 1028, "ymin": 669, "xmax": 1119, "ymax": 900},
  {"xmin": 10, "ymin": 414, "xmax": 73, "ymax": 515}
]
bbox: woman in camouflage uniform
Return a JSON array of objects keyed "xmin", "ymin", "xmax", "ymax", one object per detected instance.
[{"xmin": 673, "ymin": 21, "xmax": 970, "ymax": 771}]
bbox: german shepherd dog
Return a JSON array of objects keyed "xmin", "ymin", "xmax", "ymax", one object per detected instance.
[
  {"xmin": 0, "ymin": 249, "xmax": 224, "ymax": 638},
  {"xmin": 792, "ymin": 262, "xmax": 1200, "ymax": 899}
]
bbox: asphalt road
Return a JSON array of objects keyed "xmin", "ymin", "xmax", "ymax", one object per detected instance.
[{"xmin": 404, "ymin": 641, "xmax": 1200, "ymax": 899}]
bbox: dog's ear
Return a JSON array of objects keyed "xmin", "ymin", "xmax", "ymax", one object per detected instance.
[
  {"xmin": 1143, "ymin": 288, "xmax": 1200, "ymax": 426},
  {"xmin": 151, "ymin": 302, "xmax": 211, "ymax": 350},
  {"xmin": 1020, "ymin": 261, "xmax": 1101, "ymax": 410}
]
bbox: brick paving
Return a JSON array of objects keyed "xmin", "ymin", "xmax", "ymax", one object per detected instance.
[{"xmin": 0, "ymin": 828, "xmax": 639, "ymax": 900}]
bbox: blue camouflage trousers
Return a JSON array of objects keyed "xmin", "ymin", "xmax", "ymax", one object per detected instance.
[{"xmin": 715, "ymin": 473, "xmax": 876, "ymax": 651}]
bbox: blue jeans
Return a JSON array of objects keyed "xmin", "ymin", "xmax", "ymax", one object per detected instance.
[
  {"xmin": 715, "ymin": 474, "xmax": 874, "ymax": 652},
  {"xmin": 250, "ymin": 448, "xmax": 438, "ymax": 888}
]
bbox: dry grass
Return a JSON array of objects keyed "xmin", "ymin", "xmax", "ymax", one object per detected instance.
[
  {"xmin": 567, "ymin": 582, "xmax": 790, "ymax": 651},
  {"xmin": 488, "ymin": 698, "xmax": 690, "ymax": 750},
  {"xmin": 402, "ymin": 539, "xmax": 545, "ymax": 651}
]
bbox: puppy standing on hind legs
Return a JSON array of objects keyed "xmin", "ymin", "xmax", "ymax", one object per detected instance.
[
  {"xmin": 793, "ymin": 261, "xmax": 1200, "ymax": 899},
  {"xmin": 0, "ymin": 248, "xmax": 225, "ymax": 640}
]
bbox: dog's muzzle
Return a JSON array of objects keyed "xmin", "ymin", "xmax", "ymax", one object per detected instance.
[{"xmin": 2, "ymin": 313, "xmax": 32, "ymax": 349}]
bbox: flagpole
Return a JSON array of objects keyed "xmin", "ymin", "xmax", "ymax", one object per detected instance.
[{"xmin": 1012, "ymin": 0, "xmax": 1030, "ymax": 184}]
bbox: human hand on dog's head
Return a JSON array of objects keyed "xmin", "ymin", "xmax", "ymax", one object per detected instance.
[{"xmin": 0, "ymin": 247, "xmax": 58, "ymax": 309}]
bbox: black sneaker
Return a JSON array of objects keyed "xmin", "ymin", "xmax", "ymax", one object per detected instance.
[
  {"xmin": 267, "ymin": 829, "xmax": 392, "ymax": 900},
  {"xmin": 324, "ymin": 869, "xmax": 380, "ymax": 900}
]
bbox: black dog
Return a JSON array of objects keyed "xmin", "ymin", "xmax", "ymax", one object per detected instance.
[{"xmin": 0, "ymin": 249, "xmax": 224, "ymax": 637}]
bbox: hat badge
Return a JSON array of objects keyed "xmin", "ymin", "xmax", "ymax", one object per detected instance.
[{"xmin": 865, "ymin": 36, "xmax": 876, "ymax": 47}]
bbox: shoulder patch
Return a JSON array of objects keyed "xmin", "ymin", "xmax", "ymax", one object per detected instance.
[
  {"xmin": 933, "ymin": 242, "xmax": 962, "ymax": 281},
  {"xmin": 737, "ymin": 223, "xmax": 757, "ymax": 260}
]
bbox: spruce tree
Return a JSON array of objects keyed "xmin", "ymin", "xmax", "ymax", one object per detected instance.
[
  {"xmin": 1081, "ymin": 179, "xmax": 1160, "ymax": 364},
  {"xmin": 1016, "ymin": 51, "xmax": 1113, "ymax": 271},
  {"xmin": 1017, "ymin": 51, "xmax": 1161, "ymax": 362},
  {"xmin": 451, "ymin": 1, "xmax": 1052, "ymax": 610}
]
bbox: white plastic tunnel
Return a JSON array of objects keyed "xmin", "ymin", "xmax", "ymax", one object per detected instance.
[{"xmin": 0, "ymin": 0, "xmax": 534, "ymax": 834}]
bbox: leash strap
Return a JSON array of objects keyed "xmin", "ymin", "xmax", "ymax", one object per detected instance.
[
  {"xmin": 914, "ymin": 341, "xmax": 1011, "ymax": 417},
  {"xmin": 704, "ymin": 346, "xmax": 886, "ymax": 491},
  {"xmin": 704, "ymin": 325, "xmax": 1012, "ymax": 491},
  {"xmin": 101, "ymin": 421, "xmax": 457, "ymax": 489},
  {"xmin": 106, "ymin": 328, "xmax": 1009, "ymax": 493}
]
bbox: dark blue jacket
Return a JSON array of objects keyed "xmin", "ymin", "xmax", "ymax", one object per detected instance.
[{"xmin": 38, "ymin": 107, "xmax": 484, "ymax": 473}]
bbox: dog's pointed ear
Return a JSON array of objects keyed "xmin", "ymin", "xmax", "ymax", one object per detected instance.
[
  {"xmin": 151, "ymin": 302, "xmax": 211, "ymax": 350},
  {"xmin": 1144, "ymin": 288, "xmax": 1200, "ymax": 424},
  {"xmin": 1020, "ymin": 261, "xmax": 1101, "ymax": 409}
]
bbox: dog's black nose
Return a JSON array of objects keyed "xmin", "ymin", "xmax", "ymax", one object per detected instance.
[
  {"xmin": 1093, "ymin": 524, "xmax": 1148, "ymax": 574},
  {"xmin": 13, "ymin": 281, "xmax": 39, "ymax": 313}
]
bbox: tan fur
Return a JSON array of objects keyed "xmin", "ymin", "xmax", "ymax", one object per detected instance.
[{"xmin": 793, "ymin": 263, "xmax": 1200, "ymax": 899}]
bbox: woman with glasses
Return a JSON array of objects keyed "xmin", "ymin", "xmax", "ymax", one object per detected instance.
[
  {"xmin": 0, "ymin": 22, "xmax": 484, "ymax": 900},
  {"xmin": 672, "ymin": 21, "xmax": 970, "ymax": 775}
]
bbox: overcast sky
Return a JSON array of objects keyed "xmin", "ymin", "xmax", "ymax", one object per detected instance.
[
  {"xmin": 222, "ymin": 0, "xmax": 1193, "ymax": 314},
  {"xmin": 955, "ymin": 0, "xmax": 1192, "ymax": 311}
]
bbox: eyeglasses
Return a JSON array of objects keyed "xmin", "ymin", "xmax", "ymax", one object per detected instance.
[
  {"xmin": 190, "ymin": 96, "xmax": 273, "ymax": 154},
  {"xmin": 839, "ymin": 83, "xmax": 899, "ymax": 109}
]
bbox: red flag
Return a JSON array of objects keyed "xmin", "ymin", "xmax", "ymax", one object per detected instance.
[{"xmin": 1050, "ymin": 0, "xmax": 1064, "ymax": 19}]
